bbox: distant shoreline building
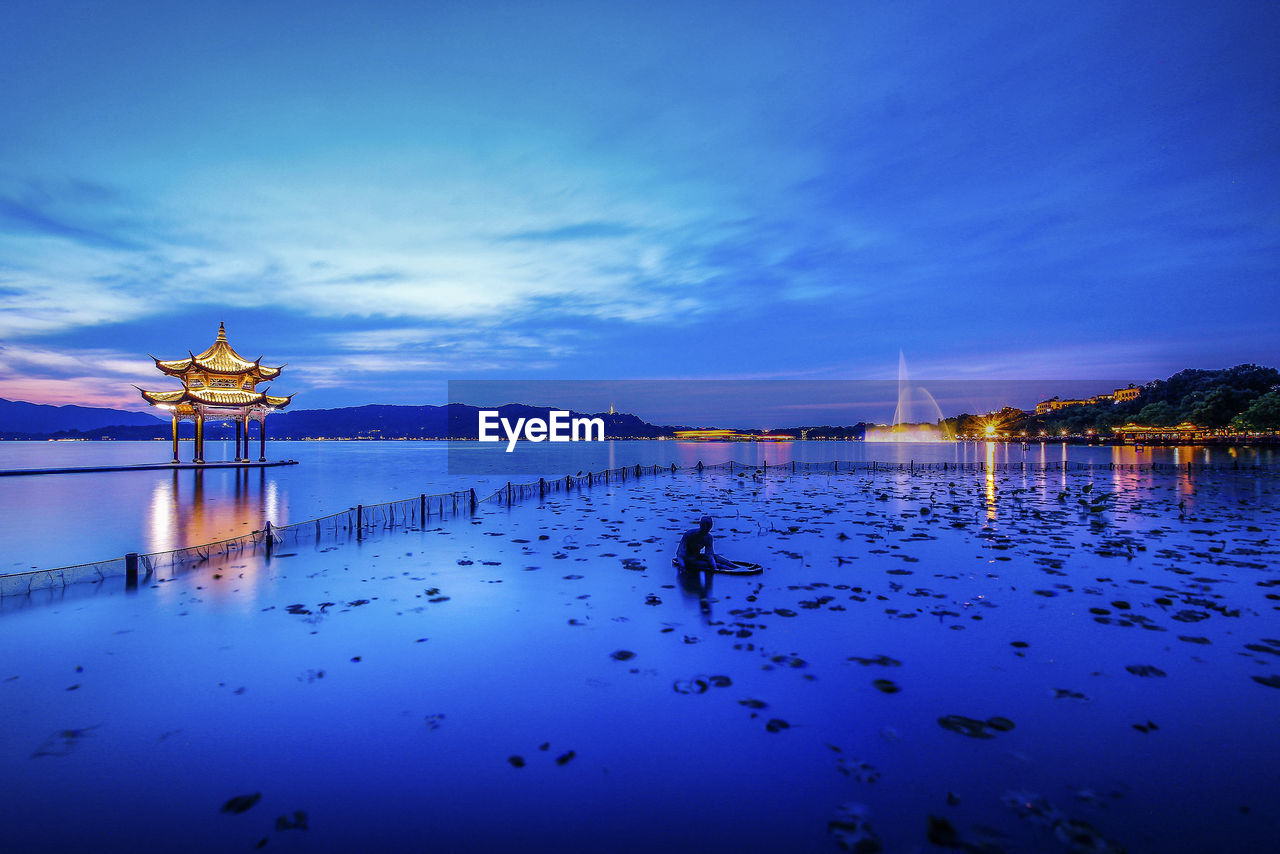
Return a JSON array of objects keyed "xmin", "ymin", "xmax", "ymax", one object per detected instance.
[
  {"xmin": 137, "ymin": 323, "xmax": 292, "ymax": 463},
  {"xmin": 1111, "ymin": 422, "xmax": 1212, "ymax": 443},
  {"xmin": 1034, "ymin": 385, "xmax": 1141, "ymax": 416},
  {"xmin": 1112, "ymin": 384, "xmax": 1141, "ymax": 403},
  {"xmin": 672, "ymin": 429, "xmax": 791, "ymax": 442}
]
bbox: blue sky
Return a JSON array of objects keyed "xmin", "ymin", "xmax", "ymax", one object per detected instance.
[{"xmin": 1, "ymin": 1, "xmax": 1276, "ymax": 418}]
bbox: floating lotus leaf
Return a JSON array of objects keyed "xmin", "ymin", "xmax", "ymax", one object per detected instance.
[
  {"xmin": 220, "ymin": 793, "xmax": 261, "ymax": 814},
  {"xmin": 938, "ymin": 715, "xmax": 995, "ymax": 739}
]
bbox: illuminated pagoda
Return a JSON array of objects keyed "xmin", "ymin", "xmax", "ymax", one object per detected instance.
[{"xmin": 138, "ymin": 323, "xmax": 292, "ymax": 464}]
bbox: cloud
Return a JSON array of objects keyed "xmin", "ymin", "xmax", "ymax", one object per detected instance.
[
  {"xmin": 0, "ymin": 376, "xmax": 149, "ymax": 409},
  {"xmin": 0, "ymin": 178, "xmax": 154, "ymax": 252},
  {"xmin": 0, "ymin": 272, "xmax": 157, "ymax": 340},
  {"xmin": 328, "ymin": 325, "xmax": 578, "ymax": 367},
  {"xmin": 0, "ymin": 167, "xmax": 739, "ymax": 342},
  {"xmin": 0, "ymin": 343, "xmax": 159, "ymax": 409},
  {"xmin": 500, "ymin": 221, "xmax": 639, "ymax": 242},
  {"xmin": 0, "ymin": 196, "xmax": 148, "ymax": 251},
  {"xmin": 321, "ymin": 269, "xmax": 410, "ymax": 285}
]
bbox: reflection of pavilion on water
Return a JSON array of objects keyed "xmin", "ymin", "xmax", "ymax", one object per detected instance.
[
  {"xmin": 138, "ymin": 323, "xmax": 292, "ymax": 464},
  {"xmin": 145, "ymin": 467, "xmax": 285, "ymax": 604},
  {"xmin": 146, "ymin": 467, "xmax": 284, "ymax": 557}
]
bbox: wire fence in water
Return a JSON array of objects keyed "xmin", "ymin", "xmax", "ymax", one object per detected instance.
[
  {"xmin": 0, "ymin": 487, "xmax": 483, "ymax": 599},
  {"xmin": 3, "ymin": 457, "xmax": 1272, "ymax": 598}
]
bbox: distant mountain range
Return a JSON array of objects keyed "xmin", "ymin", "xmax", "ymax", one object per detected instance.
[
  {"xmin": 0, "ymin": 398, "xmax": 684, "ymax": 440},
  {"xmin": 0, "ymin": 398, "xmax": 164, "ymax": 435}
]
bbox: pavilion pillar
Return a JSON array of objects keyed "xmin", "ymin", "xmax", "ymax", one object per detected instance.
[
  {"xmin": 195, "ymin": 413, "xmax": 205, "ymax": 463},
  {"xmin": 235, "ymin": 418, "xmax": 244, "ymax": 462},
  {"xmin": 259, "ymin": 416, "xmax": 267, "ymax": 462},
  {"xmin": 171, "ymin": 415, "xmax": 179, "ymax": 463}
]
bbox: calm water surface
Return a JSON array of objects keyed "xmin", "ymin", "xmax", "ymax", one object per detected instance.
[
  {"xmin": 0, "ymin": 464, "xmax": 1277, "ymax": 852},
  {"xmin": 0, "ymin": 440, "xmax": 1273, "ymax": 571}
]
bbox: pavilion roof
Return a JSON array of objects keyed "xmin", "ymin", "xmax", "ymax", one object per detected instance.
[
  {"xmin": 138, "ymin": 387, "xmax": 292, "ymax": 409},
  {"xmin": 152, "ymin": 322, "xmax": 284, "ymax": 379}
]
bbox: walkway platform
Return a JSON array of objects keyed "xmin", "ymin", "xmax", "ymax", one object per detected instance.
[{"xmin": 0, "ymin": 460, "xmax": 299, "ymax": 477}]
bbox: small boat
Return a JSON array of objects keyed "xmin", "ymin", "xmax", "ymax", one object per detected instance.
[{"xmin": 672, "ymin": 556, "xmax": 764, "ymax": 575}]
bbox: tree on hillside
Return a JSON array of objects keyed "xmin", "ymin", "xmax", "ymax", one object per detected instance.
[
  {"xmin": 1230, "ymin": 390, "xmax": 1280, "ymax": 432},
  {"xmin": 1130, "ymin": 364, "xmax": 1278, "ymax": 427},
  {"xmin": 1188, "ymin": 386, "xmax": 1260, "ymax": 429},
  {"xmin": 1135, "ymin": 400, "xmax": 1177, "ymax": 427}
]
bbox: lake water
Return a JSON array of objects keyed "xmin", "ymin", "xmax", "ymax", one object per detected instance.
[
  {"xmin": 0, "ymin": 459, "xmax": 1277, "ymax": 852},
  {"xmin": 0, "ymin": 440, "xmax": 1274, "ymax": 572}
]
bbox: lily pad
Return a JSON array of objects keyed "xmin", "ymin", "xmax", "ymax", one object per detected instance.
[
  {"xmin": 30, "ymin": 726, "xmax": 98, "ymax": 759},
  {"xmin": 221, "ymin": 793, "xmax": 261, "ymax": 815},
  {"xmin": 926, "ymin": 815, "xmax": 961, "ymax": 846},
  {"xmin": 836, "ymin": 757, "xmax": 880, "ymax": 783},
  {"xmin": 673, "ymin": 678, "xmax": 709, "ymax": 695},
  {"xmin": 828, "ymin": 802, "xmax": 882, "ymax": 853},
  {"xmin": 938, "ymin": 715, "xmax": 995, "ymax": 739}
]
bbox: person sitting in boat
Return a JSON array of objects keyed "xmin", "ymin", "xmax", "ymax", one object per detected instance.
[{"xmin": 675, "ymin": 516, "xmax": 716, "ymax": 571}]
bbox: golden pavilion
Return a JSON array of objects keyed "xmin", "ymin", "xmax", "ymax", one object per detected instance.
[{"xmin": 138, "ymin": 323, "xmax": 292, "ymax": 463}]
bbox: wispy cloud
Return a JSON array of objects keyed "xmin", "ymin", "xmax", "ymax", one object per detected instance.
[
  {"xmin": 0, "ymin": 196, "xmax": 147, "ymax": 252},
  {"xmin": 500, "ymin": 221, "xmax": 639, "ymax": 242},
  {"xmin": 0, "ymin": 178, "xmax": 158, "ymax": 252},
  {"xmin": 0, "ymin": 344, "xmax": 158, "ymax": 408}
]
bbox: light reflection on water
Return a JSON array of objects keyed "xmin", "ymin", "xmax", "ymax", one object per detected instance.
[
  {"xmin": 985, "ymin": 442, "xmax": 997, "ymax": 520},
  {"xmin": 144, "ymin": 469, "xmax": 285, "ymax": 555},
  {"xmin": 0, "ymin": 440, "xmax": 1275, "ymax": 572}
]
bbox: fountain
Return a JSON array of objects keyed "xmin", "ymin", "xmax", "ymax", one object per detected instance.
[{"xmin": 864, "ymin": 351, "xmax": 953, "ymax": 442}]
